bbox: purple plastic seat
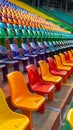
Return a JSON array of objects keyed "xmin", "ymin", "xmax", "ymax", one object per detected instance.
[
  {"xmin": 30, "ymin": 42, "xmax": 46, "ymax": 61},
  {"xmin": 0, "ymin": 45, "xmax": 19, "ymax": 78},
  {"xmin": 22, "ymin": 43, "xmax": 38, "ymax": 65},
  {"xmin": 10, "ymin": 44, "xmax": 29, "ymax": 71}
]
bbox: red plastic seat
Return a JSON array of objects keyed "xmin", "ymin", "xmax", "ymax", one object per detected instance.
[
  {"xmin": 47, "ymin": 57, "xmax": 67, "ymax": 83},
  {"xmin": 64, "ymin": 52, "xmax": 73, "ymax": 63},
  {"xmin": 26, "ymin": 64, "xmax": 55, "ymax": 101}
]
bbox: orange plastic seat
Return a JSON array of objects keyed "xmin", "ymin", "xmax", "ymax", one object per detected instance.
[
  {"xmin": 47, "ymin": 57, "xmax": 67, "ymax": 83},
  {"xmin": 26, "ymin": 64, "xmax": 55, "ymax": 101},
  {"xmin": 66, "ymin": 108, "xmax": 73, "ymax": 130},
  {"xmin": 38, "ymin": 60, "xmax": 62, "ymax": 91},
  {"xmin": 0, "ymin": 88, "xmax": 29, "ymax": 130},
  {"xmin": 7, "ymin": 71, "xmax": 45, "ymax": 130},
  {"xmin": 59, "ymin": 53, "xmax": 73, "ymax": 74},
  {"xmin": 8, "ymin": 18, "xmax": 13, "ymax": 24},
  {"xmin": 68, "ymin": 51, "xmax": 73, "ymax": 61},
  {"xmin": 2, "ymin": 16, "xmax": 8, "ymax": 23},
  {"xmin": 54, "ymin": 55, "xmax": 71, "ymax": 78}
]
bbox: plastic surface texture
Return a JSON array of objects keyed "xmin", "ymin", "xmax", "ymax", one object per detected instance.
[{"xmin": 0, "ymin": 88, "xmax": 29, "ymax": 130}]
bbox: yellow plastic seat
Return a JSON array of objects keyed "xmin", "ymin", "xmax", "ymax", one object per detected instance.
[
  {"xmin": 59, "ymin": 53, "xmax": 73, "ymax": 74},
  {"xmin": 54, "ymin": 55, "xmax": 71, "ymax": 78},
  {"xmin": 66, "ymin": 108, "xmax": 73, "ymax": 129},
  {"xmin": 0, "ymin": 88, "xmax": 29, "ymax": 130},
  {"xmin": 7, "ymin": 71, "xmax": 45, "ymax": 130},
  {"xmin": 38, "ymin": 60, "xmax": 62, "ymax": 91}
]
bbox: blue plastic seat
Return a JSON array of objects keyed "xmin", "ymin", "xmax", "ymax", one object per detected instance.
[
  {"xmin": 37, "ymin": 42, "xmax": 46, "ymax": 59},
  {"xmin": 6, "ymin": 23, "xmax": 13, "ymax": 29},
  {"xmin": 13, "ymin": 24, "xmax": 19, "ymax": 29},
  {"xmin": 0, "ymin": 45, "xmax": 19, "ymax": 76},
  {"xmin": 22, "ymin": 43, "xmax": 38, "ymax": 65},
  {"xmin": 10, "ymin": 44, "xmax": 29, "ymax": 71},
  {"xmin": 43, "ymin": 41, "xmax": 51, "ymax": 57},
  {"xmin": 30, "ymin": 42, "xmax": 46, "ymax": 60},
  {"xmin": 48, "ymin": 41, "xmax": 56, "ymax": 56},
  {"xmin": 0, "ymin": 22, "xmax": 6, "ymax": 29}
]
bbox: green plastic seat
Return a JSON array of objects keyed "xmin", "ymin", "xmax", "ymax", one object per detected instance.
[
  {"xmin": 14, "ymin": 29, "xmax": 22, "ymax": 38},
  {"xmin": 7, "ymin": 28, "xmax": 15, "ymax": 38},
  {"xmin": 22, "ymin": 29, "xmax": 28, "ymax": 38},
  {"xmin": 0, "ymin": 28, "xmax": 7, "ymax": 47},
  {"xmin": 0, "ymin": 28, "xmax": 6, "ymax": 38},
  {"xmin": 27, "ymin": 30, "xmax": 33, "ymax": 38},
  {"xmin": 32, "ymin": 30, "xmax": 37, "ymax": 38}
]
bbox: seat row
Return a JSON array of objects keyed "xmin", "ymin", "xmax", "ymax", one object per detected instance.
[
  {"xmin": 1, "ymin": 51, "xmax": 73, "ymax": 130},
  {"xmin": 1, "ymin": 43, "xmax": 73, "ymax": 82}
]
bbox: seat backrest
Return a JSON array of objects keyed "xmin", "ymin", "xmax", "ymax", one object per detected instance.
[
  {"xmin": 0, "ymin": 45, "xmax": 7, "ymax": 59},
  {"xmin": 44, "ymin": 41, "xmax": 49, "ymax": 48},
  {"xmin": 0, "ymin": 28, "xmax": 6, "ymax": 38},
  {"xmin": 30, "ymin": 42, "xmax": 37, "ymax": 54},
  {"xmin": 38, "ymin": 60, "xmax": 50, "ymax": 77},
  {"xmin": 66, "ymin": 108, "xmax": 73, "ymax": 130},
  {"xmin": 37, "ymin": 42, "xmax": 45, "ymax": 52},
  {"xmin": 21, "ymin": 43, "xmax": 30, "ymax": 55},
  {"xmin": 13, "ymin": 24, "xmax": 18, "ymax": 29},
  {"xmin": 26, "ymin": 64, "xmax": 41, "ymax": 88},
  {"xmin": 7, "ymin": 71, "xmax": 30, "ymax": 103},
  {"xmin": 0, "ymin": 88, "xmax": 10, "ymax": 115},
  {"xmin": 7, "ymin": 28, "xmax": 15, "ymax": 38},
  {"xmin": 47, "ymin": 57, "xmax": 57, "ymax": 71},
  {"xmin": 7, "ymin": 23, "xmax": 12, "ymax": 29},
  {"xmin": 68, "ymin": 51, "xmax": 73, "ymax": 59},
  {"xmin": 0, "ymin": 22, "xmax": 6, "ymax": 29},
  {"xmin": 59, "ymin": 53, "xmax": 66, "ymax": 63},
  {"xmin": 10, "ymin": 44, "xmax": 20, "ymax": 57},
  {"xmin": 49, "ymin": 41, "xmax": 54, "ymax": 50},
  {"xmin": 54, "ymin": 55, "xmax": 62, "ymax": 66},
  {"xmin": 64, "ymin": 52, "xmax": 70, "ymax": 61}
]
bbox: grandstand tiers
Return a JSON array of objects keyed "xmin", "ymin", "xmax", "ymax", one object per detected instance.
[{"xmin": 0, "ymin": 0, "xmax": 73, "ymax": 130}]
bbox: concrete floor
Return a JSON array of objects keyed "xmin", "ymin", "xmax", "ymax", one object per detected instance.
[{"xmin": 0, "ymin": 64, "xmax": 73, "ymax": 130}]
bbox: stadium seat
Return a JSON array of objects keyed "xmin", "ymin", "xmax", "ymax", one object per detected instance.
[
  {"xmin": 30, "ymin": 42, "xmax": 46, "ymax": 61},
  {"xmin": 21, "ymin": 43, "xmax": 38, "ymax": 65},
  {"xmin": 59, "ymin": 53, "xmax": 73, "ymax": 74},
  {"xmin": 7, "ymin": 71, "xmax": 45, "ymax": 130},
  {"xmin": 68, "ymin": 51, "xmax": 73, "ymax": 61},
  {"xmin": 0, "ymin": 28, "xmax": 7, "ymax": 47},
  {"xmin": 38, "ymin": 60, "xmax": 62, "ymax": 91},
  {"xmin": 26, "ymin": 64, "xmax": 55, "ymax": 100},
  {"xmin": 64, "ymin": 52, "xmax": 73, "ymax": 63},
  {"xmin": 47, "ymin": 57, "xmax": 67, "ymax": 83},
  {"xmin": 0, "ymin": 88, "xmax": 29, "ymax": 130},
  {"xmin": 66, "ymin": 108, "xmax": 73, "ymax": 130},
  {"xmin": 0, "ymin": 45, "xmax": 19, "ymax": 71},
  {"xmin": 37, "ymin": 42, "xmax": 50, "ymax": 58},
  {"xmin": 54, "ymin": 55, "xmax": 71, "ymax": 78},
  {"xmin": 10, "ymin": 44, "xmax": 29, "ymax": 71}
]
